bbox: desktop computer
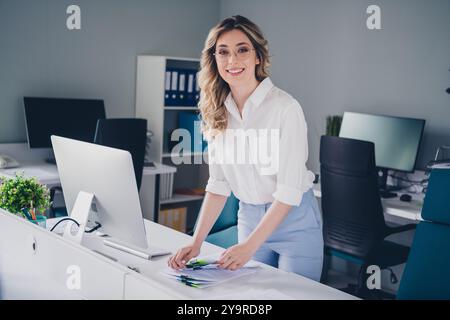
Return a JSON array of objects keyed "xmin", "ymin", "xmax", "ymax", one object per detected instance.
[
  {"xmin": 51, "ymin": 135, "xmax": 170, "ymax": 259},
  {"xmin": 24, "ymin": 97, "xmax": 106, "ymax": 162},
  {"xmin": 339, "ymin": 112, "xmax": 425, "ymax": 198}
]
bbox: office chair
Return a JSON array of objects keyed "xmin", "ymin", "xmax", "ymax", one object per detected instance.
[
  {"xmin": 191, "ymin": 193, "xmax": 239, "ymax": 248},
  {"xmin": 320, "ymin": 135, "xmax": 416, "ymax": 299},
  {"xmin": 397, "ymin": 169, "xmax": 450, "ymax": 299},
  {"xmin": 94, "ymin": 118, "xmax": 147, "ymax": 190}
]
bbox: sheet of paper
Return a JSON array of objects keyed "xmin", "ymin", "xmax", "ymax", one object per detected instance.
[{"xmin": 161, "ymin": 266, "xmax": 260, "ymax": 288}]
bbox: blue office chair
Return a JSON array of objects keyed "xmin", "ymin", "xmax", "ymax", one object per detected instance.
[
  {"xmin": 193, "ymin": 193, "xmax": 239, "ymax": 249},
  {"xmin": 397, "ymin": 169, "xmax": 450, "ymax": 299}
]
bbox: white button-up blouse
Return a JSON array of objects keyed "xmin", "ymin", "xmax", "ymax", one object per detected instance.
[{"xmin": 205, "ymin": 77, "xmax": 315, "ymax": 206}]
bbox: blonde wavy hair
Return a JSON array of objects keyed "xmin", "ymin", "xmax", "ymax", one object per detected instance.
[{"xmin": 198, "ymin": 15, "xmax": 271, "ymax": 138}]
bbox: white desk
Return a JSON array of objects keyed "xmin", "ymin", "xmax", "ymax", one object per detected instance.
[
  {"xmin": 0, "ymin": 162, "xmax": 176, "ymax": 185},
  {"xmin": 312, "ymin": 183, "xmax": 423, "ymax": 221},
  {"xmin": 0, "ymin": 209, "xmax": 357, "ymax": 300}
]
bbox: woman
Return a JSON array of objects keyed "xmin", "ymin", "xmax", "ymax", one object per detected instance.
[{"xmin": 168, "ymin": 15, "xmax": 323, "ymax": 281}]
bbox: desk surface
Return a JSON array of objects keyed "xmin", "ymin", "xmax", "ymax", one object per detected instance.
[
  {"xmin": 0, "ymin": 162, "xmax": 176, "ymax": 186},
  {"xmin": 312, "ymin": 183, "xmax": 423, "ymax": 221},
  {"xmin": 47, "ymin": 217, "xmax": 357, "ymax": 300}
]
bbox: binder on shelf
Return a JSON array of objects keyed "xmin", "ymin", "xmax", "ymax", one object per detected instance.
[
  {"xmin": 169, "ymin": 69, "xmax": 179, "ymax": 106},
  {"xmin": 194, "ymin": 71, "xmax": 200, "ymax": 105},
  {"xmin": 186, "ymin": 70, "xmax": 196, "ymax": 106},
  {"xmin": 177, "ymin": 70, "xmax": 186, "ymax": 106},
  {"xmin": 160, "ymin": 172, "xmax": 175, "ymax": 200},
  {"xmin": 164, "ymin": 69, "xmax": 171, "ymax": 106},
  {"xmin": 166, "ymin": 172, "xmax": 170, "ymax": 199}
]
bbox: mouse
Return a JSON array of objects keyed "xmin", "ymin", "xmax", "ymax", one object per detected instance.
[{"xmin": 400, "ymin": 194, "xmax": 412, "ymax": 202}]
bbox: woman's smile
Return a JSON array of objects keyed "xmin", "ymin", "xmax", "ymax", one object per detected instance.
[{"xmin": 226, "ymin": 67, "xmax": 245, "ymax": 76}]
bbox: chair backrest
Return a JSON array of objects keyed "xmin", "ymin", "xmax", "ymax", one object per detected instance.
[
  {"xmin": 94, "ymin": 118, "xmax": 147, "ymax": 190},
  {"xmin": 397, "ymin": 169, "xmax": 450, "ymax": 299},
  {"xmin": 320, "ymin": 135, "xmax": 386, "ymax": 258},
  {"xmin": 210, "ymin": 193, "xmax": 239, "ymax": 234},
  {"xmin": 193, "ymin": 193, "xmax": 239, "ymax": 235}
]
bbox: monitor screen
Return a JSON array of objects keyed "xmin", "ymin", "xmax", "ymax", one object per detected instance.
[
  {"xmin": 339, "ymin": 112, "xmax": 425, "ymax": 172},
  {"xmin": 24, "ymin": 97, "xmax": 106, "ymax": 148}
]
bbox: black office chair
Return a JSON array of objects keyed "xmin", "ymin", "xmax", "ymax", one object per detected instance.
[
  {"xmin": 94, "ymin": 118, "xmax": 147, "ymax": 190},
  {"xmin": 320, "ymin": 135, "xmax": 416, "ymax": 299}
]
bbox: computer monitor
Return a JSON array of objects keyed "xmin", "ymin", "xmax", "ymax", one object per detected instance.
[
  {"xmin": 339, "ymin": 112, "xmax": 425, "ymax": 196},
  {"xmin": 51, "ymin": 135, "xmax": 170, "ymax": 259},
  {"xmin": 24, "ymin": 97, "xmax": 106, "ymax": 148}
]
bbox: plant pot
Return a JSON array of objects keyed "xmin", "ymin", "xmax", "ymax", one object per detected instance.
[{"xmin": 29, "ymin": 215, "xmax": 47, "ymax": 229}]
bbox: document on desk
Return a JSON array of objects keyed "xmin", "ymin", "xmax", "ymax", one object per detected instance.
[{"xmin": 161, "ymin": 254, "xmax": 261, "ymax": 288}]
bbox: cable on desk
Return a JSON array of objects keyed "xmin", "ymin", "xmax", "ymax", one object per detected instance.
[
  {"xmin": 49, "ymin": 218, "xmax": 101, "ymax": 233},
  {"xmin": 388, "ymin": 173, "xmax": 429, "ymax": 194},
  {"xmin": 85, "ymin": 222, "xmax": 102, "ymax": 233},
  {"xmin": 50, "ymin": 218, "xmax": 80, "ymax": 232}
]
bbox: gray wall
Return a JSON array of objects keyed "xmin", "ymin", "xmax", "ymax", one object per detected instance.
[
  {"xmin": 2, "ymin": 0, "xmax": 449, "ymax": 172},
  {"xmin": 0, "ymin": 0, "xmax": 219, "ymax": 143},
  {"xmin": 220, "ymin": 0, "xmax": 450, "ymax": 172}
]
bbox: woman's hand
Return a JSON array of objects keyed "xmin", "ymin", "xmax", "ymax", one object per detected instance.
[
  {"xmin": 168, "ymin": 244, "xmax": 201, "ymax": 270},
  {"xmin": 217, "ymin": 242, "xmax": 257, "ymax": 271}
]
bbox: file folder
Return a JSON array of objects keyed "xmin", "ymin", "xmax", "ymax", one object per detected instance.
[
  {"xmin": 170, "ymin": 69, "xmax": 179, "ymax": 106},
  {"xmin": 164, "ymin": 70, "xmax": 171, "ymax": 106},
  {"xmin": 186, "ymin": 70, "xmax": 196, "ymax": 106},
  {"xmin": 178, "ymin": 70, "xmax": 186, "ymax": 106},
  {"xmin": 194, "ymin": 71, "xmax": 200, "ymax": 105}
]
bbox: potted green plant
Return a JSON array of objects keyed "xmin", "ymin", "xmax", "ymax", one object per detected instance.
[
  {"xmin": 326, "ymin": 115, "xmax": 343, "ymax": 136},
  {"xmin": 0, "ymin": 173, "xmax": 51, "ymax": 227}
]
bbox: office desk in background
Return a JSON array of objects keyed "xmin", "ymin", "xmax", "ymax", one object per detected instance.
[
  {"xmin": 312, "ymin": 183, "xmax": 424, "ymax": 222},
  {"xmin": 0, "ymin": 209, "xmax": 357, "ymax": 300},
  {"xmin": 0, "ymin": 143, "xmax": 176, "ymax": 221}
]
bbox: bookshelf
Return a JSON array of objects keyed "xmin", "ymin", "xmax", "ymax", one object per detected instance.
[{"xmin": 135, "ymin": 55, "xmax": 209, "ymax": 233}]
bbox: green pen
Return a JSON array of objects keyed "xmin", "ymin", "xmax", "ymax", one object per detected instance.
[
  {"xmin": 186, "ymin": 258, "xmax": 218, "ymax": 269},
  {"xmin": 178, "ymin": 279, "xmax": 200, "ymax": 288}
]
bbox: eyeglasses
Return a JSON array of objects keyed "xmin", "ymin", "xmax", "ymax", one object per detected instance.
[{"xmin": 213, "ymin": 46, "xmax": 256, "ymax": 62}]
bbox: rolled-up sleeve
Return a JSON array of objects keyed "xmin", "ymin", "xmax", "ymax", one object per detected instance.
[
  {"xmin": 272, "ymin": 102, "xmax": 315, "ymax": 206},
  {"xmin": 205, "ymin": 138, "xmax": 232, "ymax": 197}
]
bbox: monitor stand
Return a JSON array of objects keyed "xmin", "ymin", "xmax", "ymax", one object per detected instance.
[
  {"xmin": 63, "ymin": 191, "xmax": 171, "ymax": 259},
  {"xmin": 378, "ymin": 168, "xmax": 402, "ymax": 199},
  {"xmin": 103, "ymin": 238, "xmax": 171, "ymax": 260}
]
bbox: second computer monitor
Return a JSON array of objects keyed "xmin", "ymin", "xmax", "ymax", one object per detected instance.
[
  {"xmin": 339, "ymin": 112, "xmax": 425, "ymax": 172},
  {"xmin": 24, "ymin": 97, "xmax": 106, "ymax": 148}
]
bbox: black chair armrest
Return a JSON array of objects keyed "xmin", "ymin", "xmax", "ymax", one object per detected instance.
[
  {"xmin": 384, "ymin": 224, "xmax": 417, "ymax": 237},
  {"xmin": 50, "ymin": 186, "xmax": 63, "ymax": 201},
  {"xmin": 48, "ymin": 186, "xmax": 64, "ymax": 219}
]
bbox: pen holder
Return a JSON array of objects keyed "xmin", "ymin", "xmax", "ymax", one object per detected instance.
[{"xmin": 29, "ymin": 215, "xmax": 47, "ymax": 228}]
